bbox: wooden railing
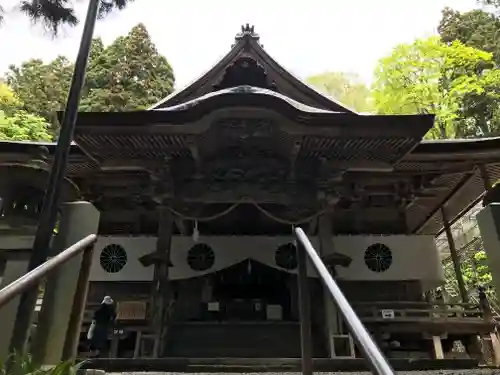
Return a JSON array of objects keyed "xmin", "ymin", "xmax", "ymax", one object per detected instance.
[{"xmin": 351, "ymin": 301, "xmax": 486, "ymax": 320}]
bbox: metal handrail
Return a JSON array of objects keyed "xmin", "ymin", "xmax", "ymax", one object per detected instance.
[
  {"xmin": 0, "ymin": 234, "xmax": 97, "ymax": 309},
  {"xmin": 295, "ymin": 228, "xmax": 395, "ymax": 375}
]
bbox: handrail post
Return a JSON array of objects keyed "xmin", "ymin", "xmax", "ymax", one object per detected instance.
[
  {"xmin": 62, "ymin": 245, "xmax": 95, "ymax": 361},
  {"xmin": 296, "ymin": 239, "xmax": 313, "ymax": 375},
  {"xmin": 295, "ymin": 227, "xmax": 395, "ymax": 375}
]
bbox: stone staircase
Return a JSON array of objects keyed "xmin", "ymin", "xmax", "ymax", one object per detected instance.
[
  {"xmin": 162, "ymin": 322, "xmax": 323, "ymax": 358},
  {"xmin": 82, "ymin": 357, "xmax": 482, "ymax": 373}
]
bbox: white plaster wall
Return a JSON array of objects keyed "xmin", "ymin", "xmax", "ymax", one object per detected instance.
[
  {"xmin": 87, "ymin": 235, "xmax": 444, "ymax": 286},
  {"xmin": 333, "ymin": 235, "xmax": 443, "ymax": 284},
  {"xmin": 89, "ymin": 236, "xmax": 318, "ymax": 281},
  {"xmin": 0, "ymin": 235, "xmax": 34, "ymax": 249}
]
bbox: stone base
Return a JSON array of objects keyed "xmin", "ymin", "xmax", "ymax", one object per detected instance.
[{"xmin": 81, "ymin": 357, "xmax": 479, "ymax": 372}]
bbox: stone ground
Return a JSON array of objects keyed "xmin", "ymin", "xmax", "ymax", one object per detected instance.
[{"xmin": 108, "ymin": 371, "xmax": 500, "ymax": 375}]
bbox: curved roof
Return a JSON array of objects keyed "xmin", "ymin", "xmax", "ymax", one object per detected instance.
[{"xmin": 149, "ymin": 25, "xmax": 355, "ymax": 113}]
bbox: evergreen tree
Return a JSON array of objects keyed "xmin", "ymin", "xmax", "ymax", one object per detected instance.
[
  {"xmin": 438, "ymin": 7, "xmax": 500, "ymax": 64},
  {"xmin": 80, "ymin": 23, "xmax": 174, "ymax": 111},
  {"xmin": 4, "ymin": 23, "xmax": 175, "ymax": 132}
]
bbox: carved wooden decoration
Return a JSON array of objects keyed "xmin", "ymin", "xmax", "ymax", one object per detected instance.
[{"xmin": 213, "ymin": 56, "xmax": 278, "ymax": 91}]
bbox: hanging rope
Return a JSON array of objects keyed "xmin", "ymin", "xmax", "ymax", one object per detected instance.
[
  {"xmin": 166, "ymin": 203, "xmax": 240, "ymax": 222},
  {"xmin": 166, "ymin": 199, "xmax": 327, "ymax": 225},
  {"xmin": 252, "ymin": 202, "xmax": 328, "ymax": 225}
]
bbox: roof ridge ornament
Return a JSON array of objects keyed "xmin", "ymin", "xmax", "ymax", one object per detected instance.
[{"xmin": 235, "ymin": 23, "xmax": 260, "ymax": 43}]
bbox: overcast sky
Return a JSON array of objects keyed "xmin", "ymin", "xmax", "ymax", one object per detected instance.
[{"xmin": 0, "ymin": 0, "xmax": 482, "ymax": 89}]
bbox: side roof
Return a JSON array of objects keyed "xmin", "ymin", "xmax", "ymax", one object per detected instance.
[{"xmin": 149, "ymin": 24, "xmax": 355, "ymax": 113}]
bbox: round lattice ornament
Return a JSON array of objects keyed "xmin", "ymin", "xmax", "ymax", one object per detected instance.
[
  {"xmin": 100, "ymin": 244, "xmax": 128, "ymax": 273},
  {"xmin": 187, "ymin": 243, "xmax": 215, "ymax": 271},
  {"xmin": 364, "ymin": 243, "xmax": 393, "ymax": 273}
]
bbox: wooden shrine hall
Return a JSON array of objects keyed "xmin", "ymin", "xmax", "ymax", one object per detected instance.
[{"xmin": 1, "ymin": 24, "xmax": 500, "ymax": 363}]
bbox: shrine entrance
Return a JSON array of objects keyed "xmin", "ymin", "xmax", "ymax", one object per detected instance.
[{"xmin": 209, "ymin": 259, "xmax": 293, "ymax": 321}]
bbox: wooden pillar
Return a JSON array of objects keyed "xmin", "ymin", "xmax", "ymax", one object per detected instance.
[
  {"xmin": 296, "ymin": 239, "xmax": 313, "ymax": 375},
  {"xmin": 441, "ymin": 207, "xmax": 468, "ymax": 302},
  {"xmin": 479, "ymin": 164, "xmax": 493, "ymax": 191},
  {"xmin": 432, "ymin": 336, "xmax": 444, "ymax": 359},
  {"xmin": 318, "ymin": 213, "xmax": 337, "ymax": 357},
  {"xmin": 150, "ymin": 207, "xmax": 173, "ymax": 358}
]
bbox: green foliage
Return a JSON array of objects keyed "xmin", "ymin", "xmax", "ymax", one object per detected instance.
[
  {"xmin": 80, "ymin": 23, "xmax": 175, "ymax": 111},
  {"xmin": 0, "ymin": 84, "xmax": 22, "ymax": 115},
  {"xmin": 0, "ymin": 110, "xmax": 52, "ymax": 142},
  {"xmin": 0, "ymin": 0, "xmax": 133, "ymax": 34},
  {"xmin": 5, "ymin": 24, "xmax": 174, "ymax": 131},
  {"xmin": 372, "ymin": 36, "xmax": 500, "ymax": 139},
  {"xmin": 462, "ymin": 250, "xmax": 493, "ymax": 285},
  {"xmin": 306, "ymin": 72, "xmax": 374, "ymax": 113},
  {"xmin": 439, "ymin": 7, "xmax": 500, "ymax": 64},
  {"xmin": 6, "ymin": 57, "xmax": 73, "ymax": 126},
  {"xmin": 0, "ymin": 352, "xmax": 84, "ymax": 375}
]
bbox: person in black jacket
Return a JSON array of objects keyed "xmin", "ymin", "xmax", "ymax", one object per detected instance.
[{"xmin": 87, "ymin": 296, "xmax": 117, "ymax": 357}]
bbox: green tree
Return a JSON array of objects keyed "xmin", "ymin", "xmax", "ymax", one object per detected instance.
[
  {"xmin": 6, "ymin": 56, "xmax": 73, "ymax": 124},
  {"xmin": 306, "ymin": 72, "xmax": 373, "ymax": 113},
  {"xmin": 0, "ymin": 83, "xmax": 22, "ymax": 115},
  {"xmin": 438, "ymin": 7, "xmax": 500, "ymax": 63},
  {"xmin": 0, "ymin": 0, "xmax": 133, "ymax": 34},
  {"xmin": 372, "ymin": 37, "xmax": 500, "ymax": 139},
  {"xmin": 0, "ymin": 110, "xmax": 52, "ymax": 141},
  {"xmin": 80, "ymin": 23, "xmax": 174, "ymax": 111},
  {"xmin": 5, "ymin": 25, "xmax": 174, "ymax": 123}
]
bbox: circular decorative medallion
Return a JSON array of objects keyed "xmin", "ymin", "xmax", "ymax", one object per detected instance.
[
  {"xmin": 100, "ymin": 244, "xmax": 128, "ymax": 273},
  {"xmin": 275, "ymin": 243, "xmax": 298, "ymax": 270},
  {"xmin": 187, "ymin": 243, "xmax": 215, "ymax": 271},
  {"xmin": 364, "ymin": 243, "xmax": 393, "ymax": 273}
]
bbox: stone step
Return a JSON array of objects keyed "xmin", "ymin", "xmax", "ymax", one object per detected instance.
[
  {"xmin": 164, "ymin": 323, "xmax": 307, "ymax": 358},
  {"xmin": 81, "ymin": 357, "xmax": 480, "ymax": 373}
]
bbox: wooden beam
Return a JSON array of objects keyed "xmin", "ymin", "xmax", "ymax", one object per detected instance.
[
  {"xmin": 441, "ymin": 206, "xmax": 468, "ymax": 303},
  {"xmin": 478, "ymin": 164, "xmax": 493, "ymax": 191},
  {"xmin": 296, "ymin": 238, "xmax": 313, "ymax": 375},
  {"xmin": 413, "ymin": 171, "xmax": 475, "ymax": 233}
]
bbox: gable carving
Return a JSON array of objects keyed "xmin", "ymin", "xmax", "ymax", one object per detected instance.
[{"xmin": 213, "ymin": 56, "xmax": 278, "ymax": 92}]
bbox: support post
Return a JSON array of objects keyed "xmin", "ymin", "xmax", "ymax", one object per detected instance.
[
  {"xmin": 150, "ymin": 208, "xmax": 173, "ymax": 358},
  {"xmin": 9, "ymin": 0, "xmax": 99, "ymax": 356},
  {"xmin": 31, "ymin": 201, "xmax": 100, "ymax": 365},
  {"xmin": 318, "ymin": 213, "xmax": 338, "ymax": 358},
  {"xmin": 296, "ymin": 238, "xmax": 313, "ymax": 375},
  {"xmin": 432, "ymin": 336, "xmax": 444, "ymax": 359},
  {"xmin": 441, "ymin": 207, "xmax": 468, "ymax": 302},
  {"xmin": 479, "ymin": 164, "xmax": 492, "ymax": 191},
  {"xmin": 61, "ymin": 245, "xmax": 94, "ymax": 362}
]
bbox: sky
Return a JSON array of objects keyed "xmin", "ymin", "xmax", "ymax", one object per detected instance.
[{"xmin": 0, "ymin": 0, "xmax": 483, "ymax": 89}]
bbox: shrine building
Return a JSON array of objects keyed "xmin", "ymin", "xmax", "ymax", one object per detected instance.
[{"xmin": 1, "ymin": 25, "xmax": 500, "ymax": 363}]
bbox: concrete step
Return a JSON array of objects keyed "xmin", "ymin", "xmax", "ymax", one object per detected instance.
[{"xmin": 81, "ymin": 357, "xmax": 480, "ymax": 373}]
